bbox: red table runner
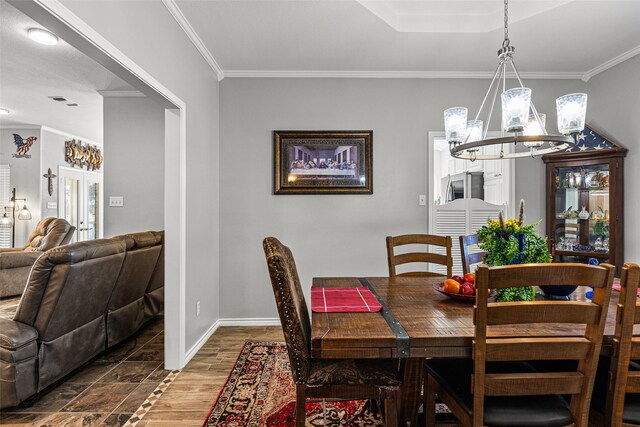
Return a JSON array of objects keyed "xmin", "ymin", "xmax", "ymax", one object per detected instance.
[
  {"xmin": 613, "ymin": 282, "xmax": 640, "ymax": 297},
  {"xmin": 311, "ymin": 287, "xmax": 382, "ymax": 313}
]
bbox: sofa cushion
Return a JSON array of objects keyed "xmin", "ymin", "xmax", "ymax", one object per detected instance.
[{"xmin": 23, "ymin": 218, "xmax": 73, "ymax": 252}]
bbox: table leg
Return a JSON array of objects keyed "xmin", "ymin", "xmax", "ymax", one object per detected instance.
[{"xmin": 399, "ymin": 358, "xmax": 424, "ymax": 427}]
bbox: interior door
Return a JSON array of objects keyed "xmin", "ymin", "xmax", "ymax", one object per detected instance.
[{"xmin": 58, "ymin": 167, "xmax": 103, "ymax": 242}]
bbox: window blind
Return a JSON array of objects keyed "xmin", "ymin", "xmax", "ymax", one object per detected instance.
[{"xmin": 0, "ymin": 165, "xmax": 10, "ymax": 248}]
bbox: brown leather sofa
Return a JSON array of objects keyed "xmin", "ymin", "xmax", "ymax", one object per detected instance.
[
  {"xmin": 0, "ymin": 231, "xmax": 164, "ymax": 409},
  {"xmin": 0, "ymin": 217, "xmax": 75, "ymax": 298},
  {"xmin": 107, "ymin": 231, "xmax": 162, "ymax": 347},
  {"xmin": 144, "ymin": 231, "xmax": 164, "ymax": 320}
]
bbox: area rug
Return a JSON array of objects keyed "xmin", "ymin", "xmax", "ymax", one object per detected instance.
[{"xmin": 203, "ymin": 341, "xmax": 385, "ymax": 426}]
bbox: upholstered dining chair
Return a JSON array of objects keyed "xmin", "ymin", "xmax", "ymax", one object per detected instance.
[
  {"xmin": 590, "ymin": 263, "xmax": 640, "ymax": 426},
  {"xmin": 386, "ymin": 234, "xmax": 452, "ymax": 278},
  {"xmin": 459, "ymin": 234, "xmax": 487, "ymax": 276},
  {"xmin": 263, "ymin": 237, "xmax": 401, "ymax": 427},
  {"xmin": 424, "ymin": 262, "xmax": 615, "ymax": 427}
]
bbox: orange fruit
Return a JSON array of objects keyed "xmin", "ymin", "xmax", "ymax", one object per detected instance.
[
  {"xmin": 463, "ymin": 273, "xmax": 475, "ymax": 284},
  {"xmin": 443, "ymin": 279, "xmax": 461, "ymax": 294}
]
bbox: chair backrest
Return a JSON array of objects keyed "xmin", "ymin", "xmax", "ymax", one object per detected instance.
[
  {"xmin": 14, "ymin": 238, "xmax": 127, "ymax": 389},
  {"xmin": 263, "ymin": 237, "xmax": 311, "ymax": 384},
  {"xmin": 21, "ymin": 217, "xmax": 75, "ymax": 252},
  {"xmin": 473, "ymin": 263, "xmax": 615, "ymax": 427},
  {"xmin": 106, "ymin": 231, "xmax": 162, "ymax": 347},
  {"xmin": 386, "ymin": 234, "xmax": 452, "ymax": 278},
  {"xmin": 459, "ymin": 234, "xmax": 487, "ymax": 276},
  {"xmin": 605, "ymin": 263, "xmax": 640, "ymax": 425}
]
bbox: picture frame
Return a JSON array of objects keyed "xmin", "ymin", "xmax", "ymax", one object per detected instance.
[{"xmin": 273, "ymin": 130, "xmax": 373, "ymax": 194}]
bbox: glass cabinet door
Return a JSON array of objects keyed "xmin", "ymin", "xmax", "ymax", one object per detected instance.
[{"xmin": 553, "ymin": 163, "xmax": 610, "ymax": 264}]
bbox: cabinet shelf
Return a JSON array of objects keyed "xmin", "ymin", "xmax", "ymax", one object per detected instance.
[
  {"xmin": 543, "ymin": 127, "xmax": 626, "ymax": 276},
  {"xmin": 554, "ymin": 250, "xmax": 610, "ymax": 259}
]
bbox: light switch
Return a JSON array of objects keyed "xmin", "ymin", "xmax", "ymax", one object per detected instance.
[
  {"xmin": 419, "ymin": 195, "xmax": 427, "ymax": 206},
  {"xmin": 109, "ymin": 196, "xmax": 124, "ymax": 207}
]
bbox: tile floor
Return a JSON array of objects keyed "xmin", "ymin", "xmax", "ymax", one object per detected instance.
[{"xmin": 0, "ymin": 297, "xmax": 167, "ymax": 427}]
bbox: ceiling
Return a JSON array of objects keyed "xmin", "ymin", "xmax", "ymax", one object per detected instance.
[
  {"xmin": 173, "ymin": 0, "xmax": 640, "ymax": 79},
  {"xmin": 0, "ymin": 0, "xmax": 132, "ymax": 143}
]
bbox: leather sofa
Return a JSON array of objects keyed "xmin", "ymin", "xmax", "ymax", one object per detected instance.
[
  {"xmin": 0, "ymin": 231, "xmax": 164, "ymax": 409},
  {"xmin": 107, "ymin": 231, "xmax": 162, "ymax": 347},
  {"xmin": 0, "ymin": 217, "xmax": 75, "ymax": 298}
]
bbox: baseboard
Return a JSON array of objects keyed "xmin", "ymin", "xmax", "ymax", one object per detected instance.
[
  {"xmin": 218, "ymin": 318, "xmax": 281, "ymax": 327},
  {"xmin": 183, "ymin": 318, "xmax": 280, "ymax": 365},
  {"xmin": 184, "ymin": 319, "xmax": 220, "ymax": 365}
]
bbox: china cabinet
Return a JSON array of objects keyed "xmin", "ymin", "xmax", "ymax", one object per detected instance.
[{"xmin": 543, "ymin": 126, "xmax": 627, "ymax": 275}]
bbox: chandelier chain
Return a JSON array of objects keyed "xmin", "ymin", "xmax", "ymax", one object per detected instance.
[{"xmin": 503, "ymin": 0, "xmax": 510, "ymax": 48}]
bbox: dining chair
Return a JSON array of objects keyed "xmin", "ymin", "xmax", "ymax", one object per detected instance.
[
  {"xmin": 590, "ymin": 263, "xmax": 640, "ymax": 426},
  {"xmin": 423, "ymin": 262, "xmax": 615, "ymax": 427},
  {"xmin": 386, "ymin": 234, "xmax": 452, "ymax": 278},
  {"xmin": 459, "ymin": 234, "xmax": 487, "ymax": 276},
  {"xmin": 263, "ymin": 237, "xmax": 401, "ymax": 427}
]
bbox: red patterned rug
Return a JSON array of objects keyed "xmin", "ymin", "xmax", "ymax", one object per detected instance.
[{"xmin": 203, "ymin": 342, "xmax": 384, "ymax": 426}]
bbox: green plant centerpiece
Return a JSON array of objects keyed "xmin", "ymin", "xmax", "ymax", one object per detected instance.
[{"xmin": 477, "ymin": 200, "xmax": 552, "ymax": 302}]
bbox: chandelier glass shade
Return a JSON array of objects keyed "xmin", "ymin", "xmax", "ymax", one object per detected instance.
[{"xmin": 443, "ymin": 0, "xmax": 586, "ymax": 160}]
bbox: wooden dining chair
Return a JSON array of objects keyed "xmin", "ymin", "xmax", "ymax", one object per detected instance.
[
  {"xmin": 424, "ymin": 262, "xmax": 615, "ymax": 427},
  {"xmin": 590, "ymin": 263, "xmax": 640, "ymax": 426},
  {"xmin": 263, "ymin": 237, "xmax": 401, "ymax": 427},
  {"xmin": 459, "ymin": 234, "xmax": 487, "ymax": 276},
  {"xmin": 386, "ymin": 234, "xmax": 452, "ymax": 278}
]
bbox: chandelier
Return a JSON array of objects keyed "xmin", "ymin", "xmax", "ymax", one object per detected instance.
[{"xmin": 443, "ymin": 0, "xmax": 585, "ymax": 160}]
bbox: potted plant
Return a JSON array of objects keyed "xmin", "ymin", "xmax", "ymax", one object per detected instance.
[{"xmin": 477, "ymin": 200, "xmax": 552, "ymax": 301}]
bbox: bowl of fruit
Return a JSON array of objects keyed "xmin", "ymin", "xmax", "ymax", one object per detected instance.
[{"xmin": 434, "ymin": 273, "xmax": 492, "ymax": 302}]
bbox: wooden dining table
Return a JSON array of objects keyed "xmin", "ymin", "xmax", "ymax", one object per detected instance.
[{"xmin": 310, "ymin": 276, "xmax": 621, "ymax": 427}]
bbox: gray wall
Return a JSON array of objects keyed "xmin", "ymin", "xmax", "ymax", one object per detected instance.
[
  {"xmin": 586, "ymin": 54, "xmax": 640, "ymax": 265},
  {"xmin": 61, "ymin": 0, "xmax": 220, "ymax": 350},
  {"xmin": 40, "ymin": 128, "xmax": 102, "ymax": 221},
  {"xmin": 103, "ymin": 96, "xmax": 164, "ymax": 236},
  {"xmin": 219, "ymin": 77, "xmax": 585, "ymax": 319},
  {"xmin": 0, "ymin": 127, "xmax": 41, "ymax": 247}
]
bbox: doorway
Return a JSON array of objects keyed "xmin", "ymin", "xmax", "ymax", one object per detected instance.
[{"xmin": 57, "ymin": 166, "xmax": 103, "ymax": 242}]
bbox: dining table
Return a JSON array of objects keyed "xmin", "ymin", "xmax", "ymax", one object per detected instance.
[{"xmin": 310, "ymin": 276, "xmax": 622, "ymax": 427}]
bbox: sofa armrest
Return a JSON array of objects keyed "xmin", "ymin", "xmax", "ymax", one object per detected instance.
[
  {"xmin": 0, "ymin": 318, "xmax": 38, "ymax": 409},
  {"xmin": 0, "ymin": 318, "xmax": 38, "ymax": 352},
  {"xmin": 0, "ymin": 251, "xmax": 42, "ymax": 269},
  {"xmin": 0, "ymin": 248, "xmax": 22, "ymax": 254}
]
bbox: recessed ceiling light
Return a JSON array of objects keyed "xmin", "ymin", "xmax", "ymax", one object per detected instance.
[
  {"xmin": 0, "ymin": 108, "xmax": 10, "ymax": 115},
  {"xmin": 28, "ymin": 28, "xmax": 59, "ymax": 46}
]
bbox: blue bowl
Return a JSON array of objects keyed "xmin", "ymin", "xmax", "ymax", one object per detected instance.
[{"xmin": 539, "ymin": 285, "xmax": 578, "ymax": 298}]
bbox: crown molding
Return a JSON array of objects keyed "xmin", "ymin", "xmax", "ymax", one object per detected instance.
[
  {"xmin": 161, "ymin": 0, "xmax": 224, "ymax": 81},
  {"xmin": 97, "ymin": 90, "xmax": 145, "ymax": 97},
  {"xmin": 41, "ymin": 126, "xmax": 102, "ymax": 146},
  {"xmin": 0, "ymin": 124, "xmax": 41, "ymax": 130},
  {"xmin": 581, "ymin": 44, "xmax": 640, "ymax": 82},
  {"xmin": 224, "ymin": 70, "xmax": 584, "ymax": 80}
]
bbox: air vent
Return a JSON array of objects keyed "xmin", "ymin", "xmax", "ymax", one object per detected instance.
[
  {"xmin": 66, "ymin": 103, "xmax": 78, "ymax": 107},
  {"xmin": 49, "ymin": 96, "xmax": 68, "ymax": 102}
]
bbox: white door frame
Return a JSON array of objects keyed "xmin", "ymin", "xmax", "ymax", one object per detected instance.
[
  {"xmin": 11, "ymin": 0, "xmax": 188, "ymax": 369},
  {"xmin": 428, "ymin": 131, "xmax": 516, "ymax": 233},
  {"xmin": 57, "ymin": 166, "xmax": 104, "ymax": 241}
]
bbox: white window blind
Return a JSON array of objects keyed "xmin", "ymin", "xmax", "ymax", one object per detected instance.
[{"xmin": 0, "ymin": 165, "xmax": 10, "ymax": 248}]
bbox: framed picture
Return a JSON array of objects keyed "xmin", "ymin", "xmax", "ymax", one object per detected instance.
[{"xmin": 274, "ymin": 131, "xmax": 373, "ymax": 194}]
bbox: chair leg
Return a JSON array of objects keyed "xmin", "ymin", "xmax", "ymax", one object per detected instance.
[
  {"xmin": 385, "ymin": 391, "xmax": 399, "ymax": 427},
  {"xmin": 296, "ymin": 385, "xmax": 306, "ymax": 427},
  {"xmin": 424, "ymin": 373, "xmax": 437, "ymax": 427}
]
